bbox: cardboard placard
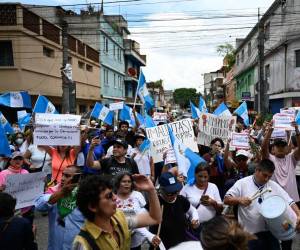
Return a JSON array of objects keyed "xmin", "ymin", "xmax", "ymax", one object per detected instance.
[{"xmin": 231, "ymin": 132, "xmax": 249, "ymax": 149}]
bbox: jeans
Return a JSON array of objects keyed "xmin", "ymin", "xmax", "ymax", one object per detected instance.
[{"xmin": 248, "ymin": 231, "xmax": 280, "ymax": 250}]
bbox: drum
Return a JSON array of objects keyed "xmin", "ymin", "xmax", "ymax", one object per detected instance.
[{"xmin": 259, "ymin": 195, "xmax": 297, "ymax": 241}]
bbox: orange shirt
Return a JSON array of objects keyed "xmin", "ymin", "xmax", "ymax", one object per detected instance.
[{"xmin": 51, "ymin": 148, "xmax": 76, "ymax": 183}]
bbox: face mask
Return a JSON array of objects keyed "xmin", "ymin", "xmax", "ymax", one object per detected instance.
[{"xmin": 16, "ymin": 138, "xmax": 24, "ymax": 145}]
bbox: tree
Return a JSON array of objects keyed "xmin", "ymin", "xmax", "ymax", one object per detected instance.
[
  {"xmin": 216, "ymin": 43, "xmax": 236, "ymax": 70},
  {"xmin": 173, "ymin": 88, "xmax": 200, "ymax": 108}
]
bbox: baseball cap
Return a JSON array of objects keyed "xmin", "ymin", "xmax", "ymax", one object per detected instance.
[
  {"xmin": 11, "ymin": 151, "xmax": 24, "ymax": 159},
  {"xmin": 273, "ymin": 138, "xmax": 288, "ymax": 147},
  {"xmin": 159, "ymin": 172, "xmax": 182, "ymax": 193},
  {"xmin": 236, "ymin": 150, "xmax": 250, "ymax": 158},
  {"xmin": 134, "ymin": 133, "xmax": 146, "ymax": 140},
  {"xmin": 113, "ymin": 138, "xmax": 128, "ymax": 149}
]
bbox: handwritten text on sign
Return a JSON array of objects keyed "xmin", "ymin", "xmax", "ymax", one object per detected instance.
[
  {"xmin": 273, "ymin": 113, "xmax": 294, "ymax": 130},
  {"xmin": 34, "ymin": 113, "xmax": 81, "ymax": 146},
  {"xmin": 231, "ymin": 132, "xmax": 249, "ymax": 149},
  {"xmin": 6, "ymin": 172, "xmax": 46, "ymax": 209},
  {"xmin": 197, "ymin": 112, "xmax": 236, "ymax": 146},
  {"xmin": 146, "ymin": 119, "xmax": 198, "ymax": 163}
]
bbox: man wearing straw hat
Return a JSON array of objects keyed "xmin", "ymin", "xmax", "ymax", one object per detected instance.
[{"xmin": 224, "ymin": 159, "xmax": 300, "ymax": 250}]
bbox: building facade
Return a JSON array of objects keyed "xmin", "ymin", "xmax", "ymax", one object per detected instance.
[{"xmin": 0, "ymin": 4, "xmax": 100, "ymax": 114}]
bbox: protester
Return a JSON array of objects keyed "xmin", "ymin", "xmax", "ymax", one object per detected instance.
[
  {"xmin": 106, "ymin": 130, "xmax": 134, "ymax": 158},
  {"xmin": 19, "ymin": 129, "xmax": 32, "ymax": 154},
  {"xmin": 261, "ymin": 121, "xmax": 300, "ymax": 203},
  {"xmin": 0, "ymin": 192, "xmax": 37, "ymax": 250},
  {"xmin": 180, "ymin": 163, "xmax": 223, "ymax": 226},
  {"xmin": 224, "ymin": 159, "xmax": 300, "ymax": 250},
  {"xmin": 115, "ymin": 172, "xmax": 160, "ymax": 250},
  {"xmin": 11, "ymin": 132, "xmax": 25, "ymax": 152},
  {"xmin": 100, "ymin": 125, "xmax": 115, "ymax": 154},
  {"xmin": 131, "ymin": 133, "xmax": 155, "ymax": 181},
  {"xmin": 35, "ymin": 165, "xmax": 84, "ymax": 250},
  {"xmin": 72, "ymin": 174, "xmax": 162, "ymax": 250},
  {"xmin": 149, "ymin": 172, "xmax": 199, "ymax": 249},
  {"xmin": 203, "ymin": 138, "xmax": 226, "ymax": 198},
  {"xmin": 86, "ymin": 138, "xmax": 139, "ymax": 178},
  {"xmin": 116, "ymin": 120, "xmax": 136, "ymax": 147}
]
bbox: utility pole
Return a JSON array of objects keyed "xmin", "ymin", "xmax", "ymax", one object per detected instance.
[
  {"xmin": 61, "ymin": 20, "xmax": 70, "ymax": 114},
  {"xmin": 257, "ymin": 8, "xmax": 269, "ymax": 114}
]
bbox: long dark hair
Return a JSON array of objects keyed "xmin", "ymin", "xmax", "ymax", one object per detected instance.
[{"xmin": 114, "ymin": 172, "xmax": 134, "ymax": 193}]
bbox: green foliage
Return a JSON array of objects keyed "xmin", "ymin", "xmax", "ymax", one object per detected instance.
[
  {"xmin": 173, "ymin": 88, "xmax": 200, "ymax": 108},
  {"xmin": 216, "ymin": 43, "xmax": 236, "ymax": 70},
  {"xmin": 147, "ymin": 79, "xmax": 163, "ymax": 89}
]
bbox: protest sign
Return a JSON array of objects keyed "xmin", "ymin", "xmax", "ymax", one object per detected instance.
[
  {"xmin": 153, "ymin": 112, "xmax": 168, "ymax": 121},
  {"xmin": 5, "ymin": 172, "xmax": 46, "ymax": 209},
  {"xmin": 231, "ymin": 132, "xmax": 249, "ymax": 149},
  {"xmin": 197, "ymin": 112, "xmax": 236, "ymax": 146},
  {"xmin": 271, "ymin": 129, "xmax": 287, "ymax": 139},
  {"xmin": 164, "ymin": 148, "xmax": 177, "ymax": 165},
  {"xmin": 273, "ymin": 113, "xmax": 294, "ymax": 130},
  {"xmin": 109, "ymin": 102, "xmax": 124, "ymax": 111},
  {"xmin": 280, "ymin": 108, "xmax": 296, "ymax": 116},
  {"xmin": 146, "ymin": 119, "xmax": 198, "ymax": 163},
  {"xmin": 33, "ymin": 113, "xmax": 81, "ymax": 146}
]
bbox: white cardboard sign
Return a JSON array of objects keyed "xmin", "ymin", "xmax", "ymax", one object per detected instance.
[
  {"xmin": 231, "ymin": 132, "xmax": 249, "ymax": 149},
  {"xmin": 273, "ymin": 113, "xmax": 294, "ymax": 130},
  {"xmin": 197, "ymin": 112, "xmax": 237, "ymax": 146},
  {"xmin": 33, "ymin": 113, "xmax": 81, "ymax": 146},
  {"xmin": 6, "ymin": 172, "xmax": 46, "ymax": 209},
  {"xmin": 153, "ymin": 112, "xmax": 168, "ymax": 121},
  {"xmin": 109, "ymin": 102, "xmax": 124, "ymax": 111},
  {"xmin": 146, "ymin": 119, "xmax": 198, "ymax": 163}
]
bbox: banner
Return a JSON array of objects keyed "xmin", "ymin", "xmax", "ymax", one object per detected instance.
[
  {"xmin": 231, "ymin": 132, "xmax": 249, "ymax": 149},
  {"xmin": 273, "ymin": 113, "xmax": 294, "ymax": 130},
  {"xmin": 153, "ymin": 112, "xmax": 168, "ymax": 121},
  {"xmin": 5, "ymin": 172, "xmax": 46, "ymax": 209},
  {"xmin": 109, "ymin": 102, "xmax": 124, "ymax": 111},
  {"xmin": 33, "ymin": 113, "xmax": 81, "ymax": 146},
  {"xmin": 197, "ymin": 112, "xmax": 236, "ymax": 146},
  {"xmin": 146, "ymin": 119, "xmax": 198, "ymax": 163}
]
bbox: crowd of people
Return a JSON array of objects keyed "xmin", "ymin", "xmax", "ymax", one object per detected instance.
[{"xmin": 0, "ymin": 111, "xmax": 300, "ymax": 250}]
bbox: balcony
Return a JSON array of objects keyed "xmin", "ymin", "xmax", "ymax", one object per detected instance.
[{"xmin": 124, "ymin": 39, "xmax": 146, "ymax": 66}]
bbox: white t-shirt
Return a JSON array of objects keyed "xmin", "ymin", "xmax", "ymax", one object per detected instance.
[
  {"xmin": 225, "ymin": 175, "xmax": 294, "ymax": 234},
  {"xmin": 106, "ymin": 145, "xmax": 133, "ymax": 158},
  {"xmin": 28, "ymin": 144, "xmax": 52, "ymax": 175},
  {"xmin": 132, "ymin": 148, "xmax": 151, "ymax": 176},
  {"xmin": 180, "ymin": 183, "xmax": 221, "ymax": 223}
]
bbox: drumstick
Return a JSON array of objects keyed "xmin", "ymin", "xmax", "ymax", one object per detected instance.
[
  {"xmin": 154, "ymin": 205, "xmax": 164, "ymax": 250},
  {"xmin": 251, "ymin": 188, "xmax": 272, "ymax": 201}
]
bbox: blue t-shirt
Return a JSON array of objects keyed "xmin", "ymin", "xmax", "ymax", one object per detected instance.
[{"xmin": 82, "ymin": 142, "xmax": 104, "ymax": 174}]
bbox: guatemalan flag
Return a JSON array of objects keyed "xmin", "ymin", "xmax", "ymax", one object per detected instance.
[
  {"xmin": 0, "ymin": 123, "xmax": 11, "ymax": 157},
  {"xmin": 213, "ymin": 102, "xmax": 231, "ymax": 117},
  {"xmin": 0, "ymin": 112, "xmax": 14, "ymax": 134},
  {"xmin": 33, "ymin": 95, "xmax": 58, "ymax": 114},
  {"xmin": 137, "ymin": 71, "xmax": 154, "ymax": 111},
  {"xmin": 17, "ymin": 110, "xmax": 31, "ymax": 131},
  {"xmin": 119, "ymin": 105, "xmax": 144, "ymax": 127},
  {"xmin": 145, "ymin": 114, "xmax": 156, "ymax": 128},
  {"xmin": 234, "ymin": 101, "xmax": 249, "ymax": 126},
  {"xmin": 91, "ymin": 102, "xmax": 114, "ymax": 125},
  {"xmin": 0, "ymin": 91, "xmax": 31, "ymax": 108},
  {"xmin": 139, "ymin": 138, "xmax": 151, "ymax": 154},
  {"xmin": 296, "ymin": 111, "xmax": 300, "ymax": 125},
  {"xmin": 199, "ymin": 97, "xmax": 207, "ymax": 113},
  {"xmin": 167, "ymin": 126, "xmax": 206, "ymax": 183},
  {"xmin": 190, "ymin": 101, "xmax": 201, "ymax": 119}
]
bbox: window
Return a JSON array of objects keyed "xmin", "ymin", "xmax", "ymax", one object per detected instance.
[
  {"xmin": 265, "ymin": 64, "xmax": 270, "ymax": 81},
  {"xmin": 265, "ymin": 22, "xmax": 270, "ymax": 41},
  {"xmin": 86, "ymin": 64, "xmax": 93, "ymax": 72},
  {"xmin": 78, "ymin": 61, "xmax": 85, "ymax": 69},
  {"xmin": 103, "ymin": 69, "xmax": 109, "ymax": 85},
  {"xmin": 105, "ymin": 38, "xmax": 108, "ymax": 53},
  {"xmin": 103, "ymin": 37, "xmax": 106, "ymax": 52},
  {"xmin": 43, "ymin": 46, "xmax": 55, "ymax": 58},
  {"xmin": 241, "ymin": 49, "xmax": 245, "ymax": 63},
  {"xmin": 114, "ymin": 73, "xmax": 117, "ymax": 88},
  {"xmin": 79, "ymin": 105, "xmax": 87, "ymax": 114},
  {"xmin": 295, "ymin": 50, "xmax": 300, "ymax": 67},
  {"xmin": 113, "ymin": 45, "xmax": 116, "ymax": 58},
  {"xmin": 248, "ymin": 42, "xmax": 251, "ymax": 57},
  {"xmin": 236, "ymin": 54, "xmax": 240, "ymax": 66},
  {"xmin": 0, "ymin": 41, "xmax": 14, "ymax": 66},
  {"xmin": 68, "ymin": 56, "xmax": 72, "ymax": 65}
]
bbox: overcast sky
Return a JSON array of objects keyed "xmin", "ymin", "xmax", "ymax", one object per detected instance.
[{"xmin": 2, "ymin": 0, "xmax": 275, "ymax": 92}]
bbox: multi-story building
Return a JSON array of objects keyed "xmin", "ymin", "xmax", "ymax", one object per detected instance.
[
  {"xmin": 234, "ymin": 0, "xmax": 300, "ymax": 113},
  {"xmin": 0, "ymin": 3, "xmax": 100, "ymax": 114},
  {"xmin": 164, "ymin": 90, "xmax": 174, "ymax": 111}
]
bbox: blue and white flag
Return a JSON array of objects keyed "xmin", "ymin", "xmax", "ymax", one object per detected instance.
[
  {"xmin": 145, "ymin": 114, "xmax": 156, "ymax": 128},
  {"xmin": 17, "ymin": 110, "xmax": 31, "ymax": 131},
  {"xmin": 33, "ymin": 95, "xmax": 58, "ymax": 114},
  {"xmin": 199, "ymin": 97, "xmax": 207, "ymax": 113},
  {"xmin": 213, "ymin": 102, "xmax": 231, "ymax": 117},
  {"xmin": 119, "ymin": 104, "xmax": 132, "ymax": 122},
  {"xmin": 234, "ymin": 101, "xmax": 249, "ymax": 126},
  {"xmin": 296, "ymin": 111, "xmax": 300, "ymax": 125},
  {"xmin": 137, "ymin": 71, "xmax": 154, "ymax": 111},
  {"xmin": 190, "ymin": 101, "xmax": 201, "ymax": 119},
  {"xmin": 0, "ymin": 124, "xmax": 11, "ymax": 157},
  {"xmin": 91, "ymin": 102, "xmax": 114, "ymax": 125},
  {"xmin": 139, "ymin": 138, "xmax": 151, "ymax": 154},
  {"xmin": 0, "ymin": 91, "xmax": 31, "ymax": 108},
  {"xmin": 0, "ymin": 112, "xmax": 14, "ymax": 134},
  {"xmin": 167, "ymin": 126, "xmax": 206, "ymax": 181}
]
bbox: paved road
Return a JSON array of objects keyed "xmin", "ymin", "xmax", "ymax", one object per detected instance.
[{"xmin": 35, "ymin": 211, "xmax": 300, "ymax": 250}]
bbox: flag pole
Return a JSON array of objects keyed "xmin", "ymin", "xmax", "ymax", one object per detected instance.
[{"xmin": 133, "ymin": 74, "xmax": 140, "ymax": 109}]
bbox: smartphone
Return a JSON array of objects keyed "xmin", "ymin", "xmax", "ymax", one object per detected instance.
[{"xmin": 71, "ymin": 174, "xmax": 81, "ymax": 184}]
